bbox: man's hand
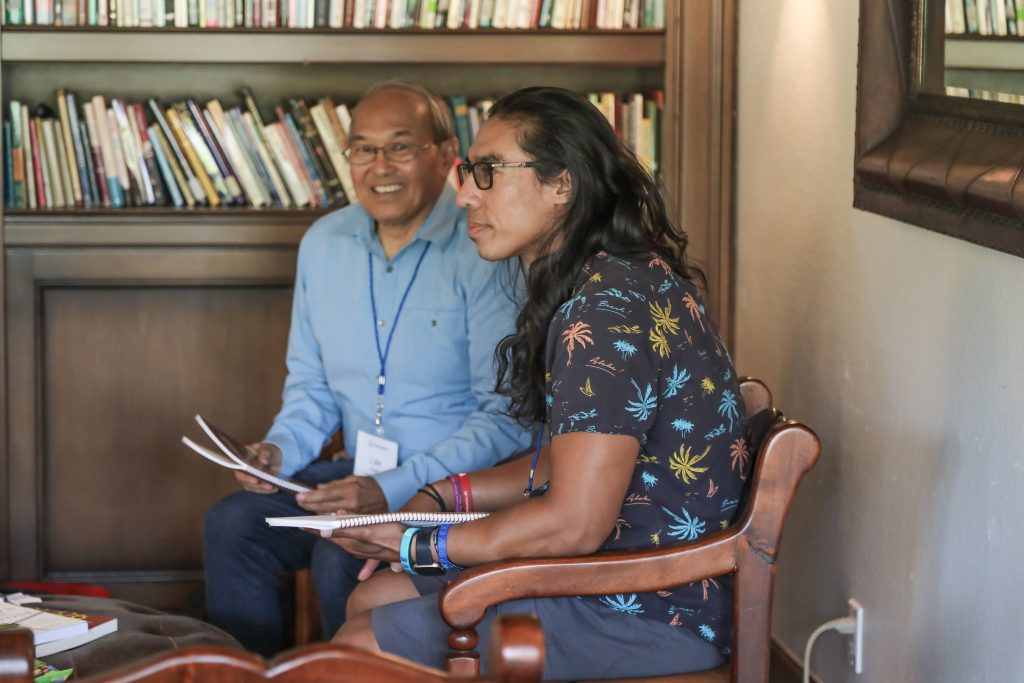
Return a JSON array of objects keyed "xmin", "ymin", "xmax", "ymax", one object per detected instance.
[
  {"xmin": 295, "ymin": 475, "xmax": 388, "ymax": 514},
  {"xmin": 235, "ymin": 443, "xmax": 283, "ymax": 494}
]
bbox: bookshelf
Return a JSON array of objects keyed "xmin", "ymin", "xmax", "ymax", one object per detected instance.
[
  {"xmin": 942, "ymin": 34, "xmax": 1024, "ymax": 100},
  {"xmin": 0, "ymin": 3, "xmax": 737, "ymax": 611}
]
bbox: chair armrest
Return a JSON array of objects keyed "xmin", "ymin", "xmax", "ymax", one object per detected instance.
[{"xmin": 440, "ymin": 528, "xmax": 742, "ymax": 629}]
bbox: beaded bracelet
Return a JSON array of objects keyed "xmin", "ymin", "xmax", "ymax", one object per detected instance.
[{"xmin": 399, "ymin": 527, "xmax": 418, "ymax": 575}]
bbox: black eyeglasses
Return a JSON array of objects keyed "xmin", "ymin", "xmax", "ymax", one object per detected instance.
[
  {"xmin": 344, "ymin": 142, "xmax": 436, "ymax": 165},
  {"xmin": 457, "ymin": 160, "xmax": 546, "ymax": 190}
]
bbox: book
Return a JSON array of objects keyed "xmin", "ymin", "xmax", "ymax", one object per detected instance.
[
  {"xmin": 35, "ymin": 612, "xmax": 118, "ymax": 658},
  {"xmin": 0, "ymin": 603, "xmax": 87, "ymax": 646},
  {"xmin": 34, "ymin": 658, "xmax": 74, "ymax": 682},
  {"xmin": 266, "ymin": 511, "xmax": 490, "ymax": 530},
  {"xmin": 181, "ymin": 415, "xmax": 311, "ymax": 494}
]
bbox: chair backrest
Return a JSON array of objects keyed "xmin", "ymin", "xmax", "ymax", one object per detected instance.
[
  {"xmin": 0, "ymin": 615, "xmax": 543, "ymax": 683},
  {"xmin": 439, "ymin": 377, "xmax": 820, "ymax": 683}
]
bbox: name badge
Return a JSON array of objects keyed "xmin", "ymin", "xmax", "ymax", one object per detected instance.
[{"xmin": 354, "ymin": 429, "xmax": 399, "ymax": 476}]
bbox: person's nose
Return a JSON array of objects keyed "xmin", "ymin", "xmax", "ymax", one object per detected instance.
[
  {"xmin": 456, "ymin": 175, "xmax": 480, "ymax": 208},
  {"xmin": 368, "ymin": 147, "xmax": 396, "ymax": 173}
]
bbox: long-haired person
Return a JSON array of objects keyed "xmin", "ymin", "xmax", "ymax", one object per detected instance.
[{"xmin": 325, "ymin": 87, "xmax": 749, "ymax": 679}]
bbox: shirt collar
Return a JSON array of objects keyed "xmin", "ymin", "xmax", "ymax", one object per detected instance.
[{"xmin": 341, "ymin": 184, "xmax": 460, "ymax": 255}]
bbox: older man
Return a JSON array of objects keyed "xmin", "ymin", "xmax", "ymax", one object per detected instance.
[{"xmin": 203, "ymin": 82, "xmax": 530, "ymax": 656}]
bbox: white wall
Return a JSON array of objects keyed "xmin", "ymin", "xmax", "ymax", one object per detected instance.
[{"xmin": 735, "ymin": 1, "xmax": 1024, "ymax": 681}]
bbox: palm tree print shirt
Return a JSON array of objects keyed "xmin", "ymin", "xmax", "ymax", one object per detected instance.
[{"xmin": 544, "ymin": 252, "xmax": 749, "ymax": 655}]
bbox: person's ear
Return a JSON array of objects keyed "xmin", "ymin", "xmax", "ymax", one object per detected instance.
[
  {"xmin": 552, "ymin": 169, "xmax": 572, "ymax": 206},
  {"xmin": 439, "ymin": 138, "xmax": 459, "ymax": 168}
]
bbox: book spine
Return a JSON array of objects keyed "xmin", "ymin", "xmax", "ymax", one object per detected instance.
[
  {"xmin": 4, "ymin": 123, "xmax": 13, "ymax": 208},
  {"xmin": 174, "ymin": 102, "xmax": 230, "ymax": 202},
  {"xmin": 41, "ymin": 119, "xmax": 67, "ymax": 208},
  {"xmin": 148, "ymin": 125, "xmax": 184, "ymax": 207},
  {"xmin": 91, "ymin": 96, "xmax": 126, "ymax": 208},
  {"xmin": 31, "ymin": 119, "xmax": 53, "ymax": 208},
  {"xmin": 165, "ymin": 106, "xmax": 220, "ymax": 206},
  {"xmin": 186, "ymin": 98, "xmax": 243, "ymax": 203},
  {"xmin": 233, "ymin": 108, "xmax": 290, "ymax": 207},
  {"xmin": 110, "ymin": 98, "xmax": 149, "ymax": 205},
  {"xmin": 310, "ymin": 101, "xmax": 355, "ymax": 205},
  {"xmin": 81, "ymin": 104, "xmax": 112, "ymax": 207},
  {"xmin": 277, "ymin": 110, "xmax": 323, "ymax": 205},
  {"xmin": 77, "ymin": 120, "xmax": 102, "ymax": 207},
  {"xmin": 52, "ymin": 117, "xmax": 79, "ymax": 207},
  {"xmin": 28, "ymin": 118, "xmax": 45, "ymax": 208},
  {"xmin": 289, "ymin": 97, "xmax": 344, "ymax": 204},
  {"xmin": 65, "ymin": 92, "xmax": 98, "ymax": 207},
  {"xmin": 8, "ymin": 102, "xmax": 26, "ymax": 209},
  {"xmin": 132, "ymin": 104, "xmax": 167, "ymax": 205},
  {"xmin": 206, "ymin": 100, "xmax": 268, "ymax": 207},
  {"xmin": 150, "ymin": 124, "xmax": 196, "ymax": 207},
  {"xmin": 264, "ymin": 122, "xmax": 310, "ymax": 206},
  {"xmin": 55, "ymin": 89, "xmax": 85, "ymax": 207},
  {"xmin": 148, "ymin": 98, "xmax": 204, "ymax": 204},
  {"xmin": 104, "ymin": 107, "xmax": 136, "ymax": 205},
  {"xmin": 21, "ymin": 107, "xmax": 37, "ymax": 209}
]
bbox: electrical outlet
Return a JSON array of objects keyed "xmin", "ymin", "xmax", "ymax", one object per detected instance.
[{"xmin": 847, "ymin": 598, "xmax": 864, "ymax": 674}]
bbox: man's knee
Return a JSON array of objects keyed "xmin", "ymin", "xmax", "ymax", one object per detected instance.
[{"xmin": 203, "ymin": 491, "xmax": 267, "ymax": 552}]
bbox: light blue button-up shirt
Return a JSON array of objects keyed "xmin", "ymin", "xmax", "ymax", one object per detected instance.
[{"xmin": 265, "ymin": 185, "xmax": 531, "ymax": 509}]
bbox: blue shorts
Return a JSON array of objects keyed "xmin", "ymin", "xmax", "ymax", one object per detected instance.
[{"xmin": 371, "ymin": 572, "xmax": 725, "ymax": 680}]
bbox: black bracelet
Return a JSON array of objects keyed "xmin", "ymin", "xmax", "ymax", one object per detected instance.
[{"xmin": 418, "ymin": 482, "xmax": 447, "ymax": 511}]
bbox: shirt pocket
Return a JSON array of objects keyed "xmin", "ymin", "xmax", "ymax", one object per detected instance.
[{"xmin": 398, "ymin": 307, "xmax": 469, "ymax": 390}]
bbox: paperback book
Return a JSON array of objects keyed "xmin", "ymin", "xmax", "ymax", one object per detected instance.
[
  {"xmin": 182, "ymin": 415, "xmax": 312, "ymax": 494},
  {"xmin": 266, "ymin": 511, "xmax": 490, "ymax": 530}
]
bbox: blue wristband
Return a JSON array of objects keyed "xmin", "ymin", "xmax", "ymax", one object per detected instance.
[
  {"xmin": 399, "ymin": 527, "xmax": 418, "ymax": 575},
  {"xmin": 436, "ymin": 524, "xmax": 462, "ymax": 570}
]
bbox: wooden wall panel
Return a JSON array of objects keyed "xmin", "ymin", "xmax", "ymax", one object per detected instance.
[
  {"xmin": 41, "ymin": 285, "xmax": 290, "ymax": 572},
  {"xmin": 5, "ymin": 246, "xmax": 297, "ymax": 610}
]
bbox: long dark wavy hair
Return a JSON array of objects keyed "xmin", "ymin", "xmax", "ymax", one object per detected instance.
[{"xmin": 490, "ymin": 86, "xmax": 706, "ymax": 426}]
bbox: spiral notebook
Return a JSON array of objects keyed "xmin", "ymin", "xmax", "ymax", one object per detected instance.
[
  {"xmin": 181, "ymin": 415, "xmax": 312, "ymax": 495},
  {"xmin": 265, "ymin": 511, "xmax": 490, "ymax": 530}
]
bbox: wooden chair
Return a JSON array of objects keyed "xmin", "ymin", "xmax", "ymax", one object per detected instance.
[
  {"xmin": 0, "ymin": 615, "xmax": 543, "ymax": 683},
  {"xmin": 439, "ymin": 378, "xmax": 820, "ymax": 683}
]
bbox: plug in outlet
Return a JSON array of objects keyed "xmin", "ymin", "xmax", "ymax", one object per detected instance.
[{"xmin": 847, "ymin": 598, "xmax": 864, "ymax": 674}]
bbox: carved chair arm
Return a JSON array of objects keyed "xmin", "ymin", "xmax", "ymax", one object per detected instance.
[{"xmin": 440, "ymin": 529, "xmax": 742, "ymax": 629}]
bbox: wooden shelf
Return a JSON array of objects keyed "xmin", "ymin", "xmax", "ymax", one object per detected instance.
[
  {"xmin": 945, "ymin": 35, "xmax": 1024, "ymax": 69},
  {"xmin": 3, "ymin": 210, "xmax": 320, "ymax": 246},
  {"xmin": 1, "ymin": 28, "xmax": 665, "ymax": 65}
]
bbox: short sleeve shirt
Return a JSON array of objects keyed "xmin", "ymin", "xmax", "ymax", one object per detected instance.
[{"xmin": 544, "ymin": 252, "xmax": 750, "ymax": 655}]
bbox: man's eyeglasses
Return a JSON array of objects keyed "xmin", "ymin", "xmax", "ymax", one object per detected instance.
[
  {"xmin": 457, "ymin": 160, "xmax": 545, "ymax": 190},
  {"xmin": 343, "ymin": 142, "xmax": 436, "ymax": 165}
]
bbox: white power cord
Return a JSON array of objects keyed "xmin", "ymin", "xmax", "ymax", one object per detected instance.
[{"xmin": 802, "ymin": 615, "xmax": 856, "ymax": 683}]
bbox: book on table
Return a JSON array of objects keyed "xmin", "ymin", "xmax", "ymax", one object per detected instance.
[
  {"xmin": 266, "ymin": 511, "xmax": 490, "ymax": 531},
  {"xmin": 181, "ymin": 415, "xmax": 311, "ymax": 494},
  {"xmin": 0, "ymin": 602, "xmax": 87, "ymax": 645},
  {"xmin": 34, "ymin": 611, "xmax": 118, "ymax": 657}
]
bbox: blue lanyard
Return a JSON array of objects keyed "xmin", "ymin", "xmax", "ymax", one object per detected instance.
[
  {"xmin": 523, "ymin": 427, "xmax": 547, "ymax": 497},
  {"xmin": 368, "ymin": 241, "xmax": 431, "ymax": 427}
]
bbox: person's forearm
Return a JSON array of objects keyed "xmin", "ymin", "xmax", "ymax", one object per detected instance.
[
  {"xmin": 443, "ymin": 489, "xmax": 603, "ymax": 566},
  {"xmin": 427, "ymin": 445, "xmax": 549, "ymax": 512}
]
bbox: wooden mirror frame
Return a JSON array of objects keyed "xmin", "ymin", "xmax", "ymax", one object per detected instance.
[{"xmin": 854, "ymin": 0, "xmax": 1024, "ymax": 258}]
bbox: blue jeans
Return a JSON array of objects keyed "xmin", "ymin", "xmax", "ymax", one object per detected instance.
[{"xmin": 203, "ymin": 458, "xmax": 364, "ymax": 656}]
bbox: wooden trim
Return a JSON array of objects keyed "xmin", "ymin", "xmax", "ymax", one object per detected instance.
[
  {"xmin": 770, "ymin": 638, "xmax": 822, "ymax": 683},
  {"xmin": 2, "ymin": 29, "xmax": 665, "ymax": 65},
  {"xmin": 853, "ymin": 0, "xmax": 1024, "ymax": 258},
  {"xmin": 5, "ymin": 214, "xmax": 314, "ymax": 246},
  {"xmin": 672, "ymin": 0, "xmax": 737, "ymax": 342}
]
